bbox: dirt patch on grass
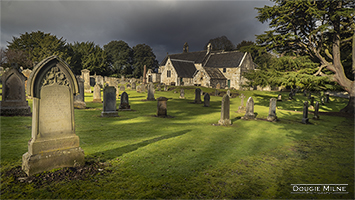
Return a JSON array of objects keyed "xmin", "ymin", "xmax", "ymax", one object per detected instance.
[{"xmin": 2, "ymin": 160, "xmax": 111, "ymax": 189}]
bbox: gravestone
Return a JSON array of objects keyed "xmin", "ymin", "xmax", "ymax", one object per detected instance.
[
  {"xmin": 120, "ymin": 85, "xmax": 125, "ymax": 92},
  {"xmin": 310, "ymin": 97, "xmax": 314, "ymax": 106},
  {"xmin": 325, "ymin": 94, "xmax": 330, "ymax": 103},
  {"xmin": 218, "ymin": 94, "xmax": 231, "ymax": 125},
  {"xmin": 277, "ymin": 94, "xmax": 282, "ymax": 101},
  {"xmin": 267, "ymin": 98, "xmax": 277, "ymax": 121},
  {"xmin": 147, "ymin": 82, "xmax": 156, "ymax": 101},
  {"xmin": 204, "ymin": 93, "xmax": 210, "ymax": 107},
  {"xmin": 216, "ymin": 83, "xmax": 221, "ymax": 89},
  {"xmin": 242, "ymin": 97, "xmax": 255, "ymax": 119},
  {"xmin": 95, "ymin": 75, "xmax": 104, "ymax": 88},
  {"xmin": 227, "ymin": 90, "xmax": 231, "ymax": 97},
  {"xmin": 132, "ymin": 82, "xmax": 136, "ymax": 90},
  {"xmin": 288, "ymin": 92, "xmax": 293, "ymax": 100},
  {"xmin": 302, "ymin": 101, "xmax": 309, "ymax": 124},
  {"xmin": 136, "ymin": 85, "xmax": 141, "ymax": 93},
  {"xmin": 126, "ymin": 84, "xmax": 131, "ymax": 90},
  {"xmin": 141, "ymin": 84, "xmax": 146, "ymax": 93},
  {"xmin": 0, "ymin": 64, "xmax": 31, "ymax": 116},
  {"xmin": 157, "ymin": 97, "xmax": 168, "ymax": 117},
  {"xmin": 143, "ymin": 65, "xmax": 147, "ymax": 84},
  {"xmin": 22, "ymin": 56, "xmax": 85, "ymax": 176},
  {"xmin": 119, "ymin": 91, "xmax": 131, "ymax": 110},
  {"xmin": 179, "ymin": 89, "xmax": 185, "ymax": 99},
  {"xmin": 81, "ymin": 69, "xmax": 91, "ymax": 93},
  {"xmin": 101, "ymin": 86, "xmax": 118, "ymax": 117},
  {"xmin": 22, "ymin": 68, "xmax": 32, "ymax": 94},
  {"xmin": 73, "ymin": 77, "xmax": 86, "ymax": 109},
  {"xmin": 237, "ymin": 93, "xmax": 246, "ymax": 113},
  {"xmin": 92, "ymin": 84, "xmax": 102, "ymax": 103},
  {"xmin": 215, "ymin": 90, "xmax": 219, "ymax": 96},
  {"xmin": 157, "ymin": 84, "xmax": 161, "ymax": 91},
  {"xmin": 313, "ymin": 101, "xmax": 320, "ymax": 119},
  {"xmin": 194, "ymin": 88, "xmax": 202, "ymax": 104}
]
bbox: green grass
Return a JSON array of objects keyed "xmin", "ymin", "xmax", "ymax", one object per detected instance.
[{"xmin": 1, "ymin": 84, "xmax": 354, "ymax": 199}]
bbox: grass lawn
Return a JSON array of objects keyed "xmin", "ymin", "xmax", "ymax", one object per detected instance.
[{"xmin": 1, "ymin": 84, "xmax": 354, "ymax": 199}]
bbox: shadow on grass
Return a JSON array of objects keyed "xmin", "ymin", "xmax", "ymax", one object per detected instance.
[{"xmin": 90, "ymin": 129, "xmax": 190, "ymax": 161}]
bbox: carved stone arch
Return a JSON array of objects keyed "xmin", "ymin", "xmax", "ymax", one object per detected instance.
[{"xmin": 27, "ymin": 55, "xmax": 79, "ymax": 98}]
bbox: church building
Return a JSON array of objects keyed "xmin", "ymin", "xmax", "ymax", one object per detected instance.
[{"xmin": 158, "ymin": 42, "xmax": 257, "ymax": 89}]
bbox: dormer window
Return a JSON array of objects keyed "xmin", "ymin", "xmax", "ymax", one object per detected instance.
[{"xmin": 223, "ymin": 68, "xmax": 226, "ymax": 73}]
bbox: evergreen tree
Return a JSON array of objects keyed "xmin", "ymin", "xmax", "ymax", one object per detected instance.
[
  {"xmin": 132, "ymin": 44, "xmax": 158, "ymax": 78},
  {"xmin": 69, "ymin": 42, "xmax": 109, "ymax": 75},
  {"xmin": 204, "ymin": 36, "xmax": 235, "ymax": 51},
  {"xmin": 7, "ymin": 31, "xmax": 70, "ymax": 67},
  {"xmin": 104, "ymin": 40, "xmax": 133, "ymax": 77},
  {"xmin": 255, "ymin": 0, "xmax": 355, "ymax": 113}
]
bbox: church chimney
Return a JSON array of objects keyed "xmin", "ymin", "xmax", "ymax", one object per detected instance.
[
  {"xmin": 183, "ymin": 42, "xmax": 189, "ymax": 53},
  {"xmin": 207, "ymin": 43, "xmax": 212, "ymax": 54}
]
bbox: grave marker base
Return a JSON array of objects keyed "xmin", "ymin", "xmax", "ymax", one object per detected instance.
[{"xmin": 22, "ymin": 147, "xmax": 84, "ymax": 176}]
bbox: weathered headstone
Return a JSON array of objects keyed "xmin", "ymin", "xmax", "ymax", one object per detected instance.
[
  {"xmin": 126, "ymin": 84, "xmax": 131, "ymax": 90},
  {"xmin": 237, "ymin": 93, "xmax": 246, "ymax": 113},
  {"xmin": 194, "ymin": 88, "xmax": 202, "ymax": 104},
  {"xmin": 157, "ymin": 97, "xmax": 168, "ymax": 117},
  {"xmin": 101, "ymin": 86, "xmax": 118, "ymax": 117},
  {"xmin": 218, "ymin": 94, "xmax": 231, "ymax": 125},
  {"xmin": 277, "ymin": 94, "xmax": 282, "ymax": 101},
  {"xmin": 227, "ymin": 90, "xmax": 231, "ymax": 97},
  {"xmin": 204, "ymin": 93, "xmax": 210, "ymax": 107},
  {"xmin": 136, "ymin": 85, "xmax": 141, "ymax": 93},
  {"xmin": 73, "ymin": 77, "xmax": 86, "ymax": 109},
  {"xmin": 147, "ymin": 82, "xmax": 156, "ymax": 101},
  {"xmin": 313, "ymin": 101, "xmax": 320, "ymax": 119},
  {"xmin": 216, "ymin": 83, "xmax": 221, "ymax": 89},
  {"xmin": 81, "ymin": 69, "xmax": 91, "ymax": 93},
  {"xmin": 143, "ymin": 65, "xmax": 147, "ymax": 84},
  {"xmin": 179, "ymin": 89, "xmax": 185, "ymax": 99},
  {"xmin": 215, "ymin": 90, "xmax": 219, "ymax": 96},
  {"xmin": 119, "ymin": 91, "xmax": 131, "ymax": 110},
  {"xmin": 242, "ymin": 97, "xmax": 255, "ymax": 119},
  {"xmin": 95, "ymin": 75, "xmax": 104, "ymax": 88},
  {"xmin": 22, "ymin": 56, "xmax": 85, "ymax": 176},
  {"xmin": 132, "ymin": 82, "xmax": 136, "ymax": 90},
  {"xmin": 267, "ymin": 98, "xmax": 277, "ymax": 121},
  {"xmin": 22, "ymin": 68, "xmax": 32, "ymax": 94},
  {"xmin": 325, "ymin": 94, "xmax": 330, "ymax": 103},
  {"xmin": 141, "ymin": 84, "xmax": 146, "ymax": 93},
  {"xmin": 92, "ymin": 84, "xmax": 102, "ymax": 103},
  {"xmin": 310, "ymin": 97, "xmax": 314, "ymax": 106},
  {"xmin": 302, "ymin": 101, "xmax": 309, "ymax": 124},
  {"xmin": 0, "ymin": 64, "xmax": 31, "ymax": 116},
  {"xmin": 164, "ymin": 85, "xmax": 168, "ymax": 92},
  {"xmin": 120, "ymin": 85, "xmax": 125, "ymax": 92}
]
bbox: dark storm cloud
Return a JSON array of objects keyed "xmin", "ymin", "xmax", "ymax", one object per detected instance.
[{"xmin": 1, "ymin": 0, "xmax": 273, "ymax": 62}]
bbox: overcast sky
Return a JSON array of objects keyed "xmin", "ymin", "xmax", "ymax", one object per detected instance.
[{"xmin": 1, "ymin": 0, "xmax": 273, "ymax": 62}]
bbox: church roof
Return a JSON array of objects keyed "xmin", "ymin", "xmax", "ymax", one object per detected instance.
[
  {"xmin": 204, "ymin": 67, "xmax": 227, "ymax": 80},
  {"xmin": 170, "ymin": 59, "xmax": 197, "ymax": 78},
  {"xmin": 203, "ymin": 51, "xmax": 246, "ymax": 68},
  {"xmin": 160, "ymin": 51, "xmax": 208, "ymax": 66}
]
